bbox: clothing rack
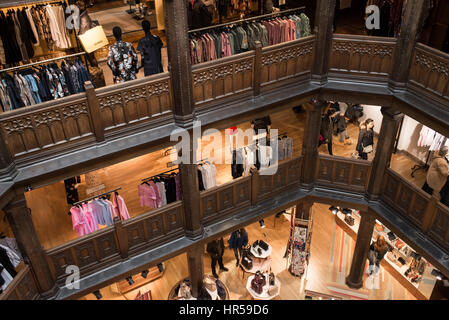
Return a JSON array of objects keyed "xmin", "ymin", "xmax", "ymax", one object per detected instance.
[
  {"xmin": 0, "ymin": 52, "xmax": 87, "ymax": 73},
  {"xmin": 188, "ymin": 6, "xmax": 306, "ymax": 34},
  {"xmin": 73, "ymin": 187, "xmax": 122, "ymax": 206},
  {"xmin": 141, "ymin": 167, "xmax": 179, "ymax": 182},
  {"xmin": 0, "ymin": 0, "xmax": 66, "ymax": 9}
]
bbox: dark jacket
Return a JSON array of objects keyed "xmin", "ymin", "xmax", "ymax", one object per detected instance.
[
  {"xmin": 206, "ymin": 238, "xmax": 225, "ymax": 258},
  {"xmin": 251, "ymin": 116, "xmax": 272, "ymax": 133},
  {"xmin": 320, "ymin": 114, "xmax": 333, "ymax": 143},
  {"xmin": 356, "ymin": 128, "xmax": 374, "ymax": 153},
  {"xmin": 228, "ymin": 230, "xmax": 248, "ymax": 249},
  {"xmin": 369, "ymin": 243, "xmax": 388, "ymax": 261},
  {"xmin": 333, "ymin": 114, "xmax": 347, "ymax": 133},
  {"xmin": 137, "ymin": 33, "xmax": 164, "ymax": 77},
  {"xmin": 188, "ymin": 0, "xmax": 212, "ymax": 30}
]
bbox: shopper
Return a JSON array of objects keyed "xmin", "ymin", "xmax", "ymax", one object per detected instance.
[
  {"xmin": 356, "ymin": 118, "xmax": 374, "ymax": 160},
  {"xmin": 206, "ymin": 237, "xmax": 228, "ymax": 278},
  {"xmin": 332, "ymin": 111, "xmax": 351, "ymax": 145},
  {"xmin": 422, "ymin": 146, "xmax": 449, "ymax": 199},
  {"xmin": 319, "ymin": 105, "xmax": 335, "ymax": 155},
  {"xmin": 228, "ymin": 228, "xmax": 249, "ymax": 267},
  {"xmin": 368, "ymin": 235, "xmax": 388, "ymax": 275},
  {"xmin": 137, "ymin": 20, "xmax": 163, "ymax": 77},
  {"xmin": 107, "ymin": 26, "xmax": 138, "ymax": 84}
]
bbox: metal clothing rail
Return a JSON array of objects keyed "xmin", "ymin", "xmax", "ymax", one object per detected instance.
[
  {"xmin": 0, "ymin": 52, "xmax": 87, "ymax": 73},
  {"xmin": 141, "ymin": 167, "xmax": 179, "ymax": 182},
  {"xmin": 73, "ymin": 187, "xmax": 122, "ymax": 206},
  {"xmin": 0, "ymin": 0, "xmax": 66, "ymax": 9},
  {"xmin": 188, "ymin": 6, "xmax": 306, "ymax": 34}
]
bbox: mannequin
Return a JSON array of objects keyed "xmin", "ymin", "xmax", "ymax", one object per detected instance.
[
  {"xmin": 107, "ymin": 26, "xmax": 138, "ymax": 84},
  {"xmin": 137, "ymin": 20, "xmax": 163, "ymax": 77}
]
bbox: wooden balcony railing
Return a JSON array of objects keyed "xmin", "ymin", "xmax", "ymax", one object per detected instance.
[
  {"xmin": 200, "ymin": 157, "xmax": 303, "ymax": 225},
  {"xmin": 45, "ymin": 201, "xmax": 184, "ymax": 283},
  {"xmin": 408, "ymin": 43, "xmax": 449, "ymax": 104},
  {"xmin": 315, "ymin": 154, "xmax": 372, "ymax": 192},
  {"xmin": 329, "ymin": 34, "xmax": 397, "ymax": 81},
  {"xmin": 0, "ymin": 265, "xmax": 39, "ymax": 300},
  {"xmin": 381, "ymin": 168, "xmax": 449, "ymax": 251}
]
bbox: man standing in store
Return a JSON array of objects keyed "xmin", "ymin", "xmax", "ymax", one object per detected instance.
[
  {"xmin": 206, "ymin": 237, "xmax": 228, "ymax": 278},
  {"xmin": 228, "ymin": 228, "xmax": 248, "ymax": 267},
  {"xmin": 422, "ymin": 146, "xmax": 449, "ymax": 199}
]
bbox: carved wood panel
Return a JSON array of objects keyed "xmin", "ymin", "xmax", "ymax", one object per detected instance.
[
  {"xmin": 260, "ymin": 38, "xmax": 314, "ymax": 88},
  {"xmin": 317, "ymin": 158, "xmax": 334, "ymax": 182},
  {"xmin": 145, "ymin": 213, "xmax": 164, "ymax": 240},
  {"xmin": 409, "ymin": 45, "xmax": 449, "ymax": 100},
  {"xmin": 48, "ymin": 248, "xmax": 76, "ymax": 279},
  {"xmin": 201, "ymin": 193, "xmax": 218, "ymax": 218},
  {"xmin": 95, "ymin": 232, "xmax": 118, "ymax": 261},
  {"xmin": 396, "ymin": 184, "xmax": 413, "ymax": 217},
  {"xmin": 258, "ymin": 174, "xmax": 273, "ymax": 199},
  {"xmin": 430, "ymin": 207, "xmax": 449, "ymax": 249},
  {"xmin": 235, "ymin": 180, "xmax": 250, "ymax": 205},
  {"xmin": 73, "ymin": 241, "xmax": 97, "ymax": 269},
  {"xmin": 16, "ymin": 269, "xmax": 39, "ymax": 300},
  {"xmin": 98, "ymin": 77, "xmax": 172, "ymax": 131},
  {"xmin": 219, "ymin": 186, "xmax": 234, "ymax": 213},
  {"xmin": 408, "ymin": 193, "xmax": 427, "ymax": 227},
  {"xmin": 351, "ymin": 164, "xmax": 370, "ymax": 187},
  {"xmin": 333, "ymin": 161, "xmax": 351, "ymax": 185},
  {"xmin": 382, "ymin": 171, "xmax": 400, "ymax": 203},
  {"xmin": 125, "ymin": 222, "xmax": 146, "ymax": 249},
  {"xmin": 286, "ymin": 158, "xmax": 302, "ymax": 185},
  {"xmin": 164, "ymin": 206, "xmax": 183, "ymax": 232},
  {"xmin": 329, "ymin": 37, "xmax": 395, "ymax": 78},
  {"xmin": 0, "ymin": 99, "xmax": 93, "ymax": 157},
  {"xmin": 192, "ymin": 57, "xmax": 254, "ymax": 105}
]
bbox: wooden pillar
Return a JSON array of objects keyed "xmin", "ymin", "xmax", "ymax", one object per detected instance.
[
  {"xmin": 345, "ymin": 210, "xmax": 375, "ymax": 289},
  {"xmin": 4, "ymin": 193, "xmax": 57, "ymax": 298},
  {"xmin": 187, "ymin": 243, "xmax": 204, "ymax": 298},
  {"xmin": 85, "ymin": 81, "xmax": 105, "ymax": 142},
  {"xmin": 312, "ymin": 0, "xmax": 336, "ymax": 85},
  {"xmin": 296, "ymin": 200, "xmax": 314, "ymax": 220},
  {"xmin": 366, "ymin": 107, "xmax": 404, "ymax": 200},
  {"xmin": 164, "ymin": 0, "xmax": 195, "ymax": 126},
  {"xmin": 389, "ymin": 0, "xmax": 429, "ymax": 89},
  {"xmin": 301, "ymin": 101, "xmax": 324, "ymax": 188}
]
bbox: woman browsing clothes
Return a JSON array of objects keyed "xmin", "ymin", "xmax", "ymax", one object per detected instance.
[
  {"xmin": 356, "ymin": 118, "xmax": 374, "ymax": 160},
  {"xmin": 368, "ymin": 235, "xmax": 388, "ymax": 275}
]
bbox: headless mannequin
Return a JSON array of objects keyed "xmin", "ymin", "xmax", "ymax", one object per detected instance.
[
  {"xmin": 107, "ymin": 26, "xmax": 138, "ymax": 83},
  {"xmin": 137, "ymin": 20, "xmax": 163, "ymax": 76}
]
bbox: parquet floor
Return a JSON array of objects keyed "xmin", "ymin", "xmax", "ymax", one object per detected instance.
[{"xmin": 24, "ymin": 107, "xmax": 423, "ymax": 251}]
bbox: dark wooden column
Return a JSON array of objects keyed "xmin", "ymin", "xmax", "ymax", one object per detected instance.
[
  {"xmin": 301, "ymin": 101, "xmax": 324, "ymax": 188},
  {"xmin": 187, "ymin": 243, "xmax": 204, "ymax": 298},
  {"xmin": 4, "ymin": 192, "xmax": 57, "ymax": 298},
  {"xmin": 366, "ymin": 107, "xmax": 404, "ymax": 200},
  {"xmin": 346, "ymin": 210, "xmax": 375, "ymax": 289},
  {"xmin": 312, "ymin": 0, "xmax": 336, "ymax": 85},
  {"xmin": 164, "ymin": 0, "xmax": 195, "ymax": 125},
  {"xmin": 164, "ymin": 0, "xmax": 202, "ymax": 240},
  {"xmin": 296, "ymin": 200, "xmax": 314, "ymax": 220},
  {"xmin": 389, "ymin": 0, "xmax": 429, "ymax": 89}
]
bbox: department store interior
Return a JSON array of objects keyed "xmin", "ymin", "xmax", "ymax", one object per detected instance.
[{"xmin": 0, "ymin": 0, "xmax": 449, "ymax": 301}]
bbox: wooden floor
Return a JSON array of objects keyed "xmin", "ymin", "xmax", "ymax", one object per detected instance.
[
  {"xmin": 25, "ymin": 107, "xmax": 424, "ymax": 250},
  {"xmin": 80, "ymin": 204, "xmax": 418, "ymax": 300}
]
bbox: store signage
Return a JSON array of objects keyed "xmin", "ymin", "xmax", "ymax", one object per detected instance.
[{"xmin": 78, "ymin": 26, "xmax": 109, "ymax": 53}]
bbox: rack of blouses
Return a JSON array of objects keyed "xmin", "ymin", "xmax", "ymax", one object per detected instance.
[
  {"xmin": 0, "ymin": 233, "xmax": 23, "ymax": 293},
  {"xmin": 188, "ymin": 7, "xmax": 310, "ymax": 65},
  {"xmin": 231, "ymin": 132, "xmax": 293, "ymax": 179},
  {"xmin": 0, "ymin": 0, "xmax": 73, "ymax": 66},
  {"xmin": 0, "ymin": 53, "xmax": 93, "ymax": 112},
  {"xmin": 411, "ymin": 126, "xmax": 449, "ymax": 177},
  {"xmin": 139, "ymin": 168, "xmax": 182, "ymax": 209},
  {"xmin": 70, "ymin": 188, "xmax": 130, "ymax": 238},
  {"xmin": 197, "ymin": 159, "xmax": 217, "ymax": 191}
]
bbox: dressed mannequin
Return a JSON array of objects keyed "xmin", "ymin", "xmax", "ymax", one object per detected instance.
[
  {"xmin": 107, "ymin": 26, "xmax": 138, "ymax": 84},
  {"xmin": 137, "ymin": 20, "xmax": 163, "ymax": 77}
]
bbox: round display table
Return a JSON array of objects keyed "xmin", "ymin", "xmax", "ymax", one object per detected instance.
[{"xmin": 246, "ymin": 274, "xmax": 281, "ymax": 300}]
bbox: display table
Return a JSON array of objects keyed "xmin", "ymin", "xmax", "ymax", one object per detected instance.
[
  {"xmin": 246, "ymin": 274, "xmax": 281, "ymax": 300},
  {"xmin": 168, "ymin": 278, "xmax": 230, "ymax": 300},
  {"xmin": 240, "ymin": 256, "xmax": 272, "ymax": 274}
]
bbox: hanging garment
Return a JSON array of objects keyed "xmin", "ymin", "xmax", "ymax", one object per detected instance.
[
  {"xmin": 0, "ymin": 246, "xmax": 17, "ymax": 277},
  {"xmin": 0, "ymin": 264, "xmax": 14, "ymax": 291},
  {"xmin": 232, "ymin": 150, "xmax": 244, "ymax": 179},
  {"xmin": 112, "ymin": 194, "xmax": 131, "ymax": 220},
  {"xmin": 156, "ymin": 181, "xmax": 167, "ymax": 207},
  {"xmin": 64, "ymin": 176, "xmax": 81, "ymax": 206},
  {"xmin": 70, "ymin": 205, "xmax": 91, "ymax": 237},
  {"xmin": 0, "ymin": 244, "xmax": 21, "ymax": 268},
  {"xmin": 137, "ymin": 33, "xmax": 164, "ymax": 76},
  {"xmin": 138, "ymin": 183, "xmax": 158, "ymax": 208},
  {"xmin": 107, "ymin": 40, "xmax": 138, "ymax": 84}
]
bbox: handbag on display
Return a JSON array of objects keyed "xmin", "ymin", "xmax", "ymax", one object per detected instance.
[
  {"xmin": 252, "ymin": 240, "xmax": 260, "ymax": 249},
  {"xmin": 344, "ymin": 215, "xmax": 355, "ymax": 226},
  {"xmin": 215, "ymin": 280, "xmax": 226, "ymax": 299},
  {"xmin": 387, "ymin": 232, "xmax": 396, "ymax": 241},
  {"xmin": 387, "ymin": 251, "xmax": 398, "ymax": 263},
  {"xmin": 257, "ymin": 248, "xmax": 262, "ymax": 255},
  {"xmin": 269, "ymin": 272, "xmax": 276, "ymax": 286},
  {"xmin": 267, "ymin": 285, "xmax": 278, "ymax": 296},
  {"xmin": 375, "ymin": 222, "xmax": 383, "ymax": 232},
  {"xmin": 242, "ymin": 256, "xmax": 253, "ymax": 270},
  {"xmin": 398, "ymin": 257, "xmax": 406, "ymax": 265},
  {"xmin": 258, "ymin": 240, "xmax": 269, "ymax": 251},
  {"xmin": 395, "ymin": 239, "xmax": 405, "ymax": 249},
  {"xmin": 251, "ymin": 271, "xmax": 266, "ymax": 295}
]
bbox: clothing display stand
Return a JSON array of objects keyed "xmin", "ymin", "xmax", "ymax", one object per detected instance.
[
  {"xmin": 167, "ymin": 277, "xmax": 230, "ymax": 300},
  {"xmin": 141, "ymin": 167, "xmax": 179, "ymax": 183},
  {"xmin": 288, "ymin": 208, "xmax": 313, "ymax": 278},
  {"xmin": 246, "ymin": 273, "xmax": 281, "ymax": 300},
  {"xmin": 115, "ymin": 263, "xmax": 164, "ymax": 296},
  {"xmin": 240, "ymin": 243, "xmax": 272, "ymax": 279},
  {"xmin": 73, "ymin": 187, "xmax": 122, "ymax": 218}
]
